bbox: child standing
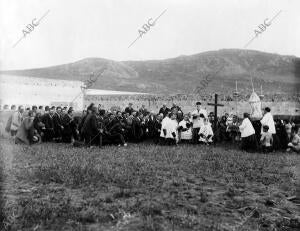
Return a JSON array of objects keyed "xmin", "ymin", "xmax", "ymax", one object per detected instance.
[{"xmin": 260, "ymin": 125, "xmax": 273, "ymax": 153}]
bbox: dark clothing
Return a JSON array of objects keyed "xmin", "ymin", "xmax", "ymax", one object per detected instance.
[
  {"xmin": 146, "ymin": 116, "xmax": 161, "ymax": 139},
  {"xmin": 240, "ymin": 134, "xmax": 258, "ymax": 152},
  {"xmin": 272, "ymin": 134, "xmax": 280, "ymax": 151},
  {"xmin": 159, "ymin": 107, "xmax": 170, "ymax": 117},
  {"xmin": 81, "ymin": 113, "xmax": 99, "ymax": 146},
  {"xmin": 139, "ymin": 108, "xmax": 148, "ymax": 116},
  {"xmin": 33, "ymin": 116, "xmax": 45, "ymax": 135},
  {"xmin": 276, "ymin": 125, "xmax": 289, "ymax": 150},
  {"xmin": 177, "ymin": 114, "xmax": 184, "ymax": 123},
  {"xmin": 125, "ymin": 107, "xmax": 134, "ymax": 115},
  {"xmin": 192, "ymin": 128, "xmax": 200, "ymax": 144},
  {"xmin": 61, "ymin": 114, "xmax": 73, "ymax": 143},
  {"xmin": 171, "ymin": 105, "xmax": 182, "ymax": 112},
  {"xmin": 218, "ymin": 120, "xmax": 229, "ymax": 142},
  {"xmin": 53, "ymin": 112, "xmax": 63, "ymax": 139},
  {"xmin": 262, "ymin": 146, "xmax": 273, "ymax": 153},
  {"xmin": 103, "ymin": 118, "xmax": 125, "ymax": 145},
  {"xmin": 78, "ymin": 114, "xmax": 88, "ymax": 141},
  {"xmin": 251, "ymin": 119, "xmax": 262, "ymax": 142},
  {"xmin": 42, "ymin": 113, "xmax": 55, "ymax": 142},
  {"xmin": 132, "ymin": 117, "xmax": 144, "ymax": 142},
  {"xmin": 102, "ymin": 133, "xmax": 125, "ymax": 145}
]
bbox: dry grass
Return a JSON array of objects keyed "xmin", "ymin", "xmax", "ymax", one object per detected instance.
[{"xmin": 0, "ymin": 138, "xmax": 299, "ymax": 230}]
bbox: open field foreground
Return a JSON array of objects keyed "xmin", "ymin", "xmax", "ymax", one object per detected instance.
[{"xmin": 0, "ymin": 138, "xmax": 299, "ymax": 231}]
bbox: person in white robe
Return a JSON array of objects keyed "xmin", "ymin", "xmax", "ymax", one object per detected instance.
[
  {"xmin": 191, "ymin": 102, "xmax": 208, "ymax": 144},
  {"xmin": 160, "ymin": 114, "xmax": 171, "ymax": 138},
  {"xmin": 178, "ymin": 114, "xmax": 193, "ymax": 143},
  {"xmin": 260, "ymin": 107, "xmax": 279, "ymax": 150},
  {"xmin": 160, "ymin": 113, "xmax": 178, "ymax": 145},
  {"xmin": 260, "ymin": 107, "xmax": 276, "ymax": 134},
  {"xmin": 198, "ymin": 118, "xmax": 214, "ymax": 145},
  {"xmin": 239, "ymin": 113, "xmax": 257, "ymax": 152}
]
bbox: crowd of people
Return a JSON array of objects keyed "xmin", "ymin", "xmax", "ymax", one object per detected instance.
[{"xmin": 4, "ymin": 102, "xmax": 300, "ymax": 153}]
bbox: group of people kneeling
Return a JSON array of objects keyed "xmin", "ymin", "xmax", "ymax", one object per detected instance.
[{"xmin": 4, "ymin": 102, "xmax": 300, "ymax": 153}]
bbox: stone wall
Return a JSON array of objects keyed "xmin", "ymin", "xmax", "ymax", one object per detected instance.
[{"xmin": 84, "ymin": 98, "xmax": 300, "ymax": 116}]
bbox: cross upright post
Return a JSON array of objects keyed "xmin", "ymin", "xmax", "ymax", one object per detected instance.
[{"xmin": 207, "ymin": 94, "xmax": 224, "ymax": 131}]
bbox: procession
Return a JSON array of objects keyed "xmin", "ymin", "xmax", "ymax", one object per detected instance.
[{"xmin": 5, "ymin": 91, "xmax": 300, "ymax": 153}]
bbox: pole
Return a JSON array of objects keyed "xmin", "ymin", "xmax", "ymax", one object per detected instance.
[{"xmin": 214, "ymin": 94, "xmax": 218, "ymax": 132}]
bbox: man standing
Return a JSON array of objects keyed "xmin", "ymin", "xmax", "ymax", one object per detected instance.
[
  {"xmin": 81, "ymin": 106, "xmax": 99, "ymax": 147},
  {"xmin": 191, "ymin": 102, "xmax": 208, "ymax": 144},
  {"xmin": 42, "ymin": 106, "xmax": 55, "ymax": 142},
  {"xmin": 53, "ymin": 106, "xmax": 64, "ymax": 142}
]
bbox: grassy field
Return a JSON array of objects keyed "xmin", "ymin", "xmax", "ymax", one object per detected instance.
[{"xmin": 0, "ymin": 138, "xmax": 299, "ymax": 231}]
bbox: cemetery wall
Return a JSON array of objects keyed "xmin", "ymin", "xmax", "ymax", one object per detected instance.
[{"xmin": 0, "ymin": 75, "xmax": 84, "ymax": 110}]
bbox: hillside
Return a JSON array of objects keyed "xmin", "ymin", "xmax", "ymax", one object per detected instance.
[{"xmin": 1, "ymin": 49, "xmax": 299, "ymax": 95}]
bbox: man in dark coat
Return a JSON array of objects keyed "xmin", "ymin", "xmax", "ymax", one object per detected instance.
[
  {"xmin": 146, "ymin": 113, "xmax": 162, "ymax": 143},
  {"xmin": 61, "ymin": 108, "xmax": 74, "ymax": 143},
  {"xmin": 81, "ymin": 106, "xmax": 99, "ymax": 147},
  {"xmin": 42, "ymin": 107, "xmax": 55, "ymax": 142},
  {"xmin": 52, "ymin": 106, "xmax": 63, "ymax": 141},
  {"xmin": 132, "ymin": 112, "xmax": 144, "ymax": 142},
  {"xmin": 159, "ymin": 104, "xmax": 170, "ymax": 118},
  {"xmin": 125, "ymin": 103, "xmax": 134, "ymax": 115},
  {"xmin": 103, "ymin": 114, "xmax": 126, "ymax": 146}
]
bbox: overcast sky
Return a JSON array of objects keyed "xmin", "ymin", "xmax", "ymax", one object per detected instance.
[{"xmin": 0, "ymin": 0, "xmax": 299, "ymax": 70}]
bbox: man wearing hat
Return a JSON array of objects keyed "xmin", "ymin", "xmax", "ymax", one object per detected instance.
[{"xmin": 191, "ymin": 102, "xmax": 208, "ymax": 144}]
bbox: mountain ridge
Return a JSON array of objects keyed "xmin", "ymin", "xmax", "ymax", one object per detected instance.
[{"xmin": 1, "ymin": 49, "xmax": 299, "ymax": 95}]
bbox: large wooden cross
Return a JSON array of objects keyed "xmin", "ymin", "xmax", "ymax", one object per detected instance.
[{"xmin": 207, "ymin": 94, "xmax": 224, "ymax": 131}]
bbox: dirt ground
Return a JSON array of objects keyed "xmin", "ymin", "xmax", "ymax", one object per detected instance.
[{"xmin": 0, "ymin": 138, "xmax": 299, "ymax": 231}]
